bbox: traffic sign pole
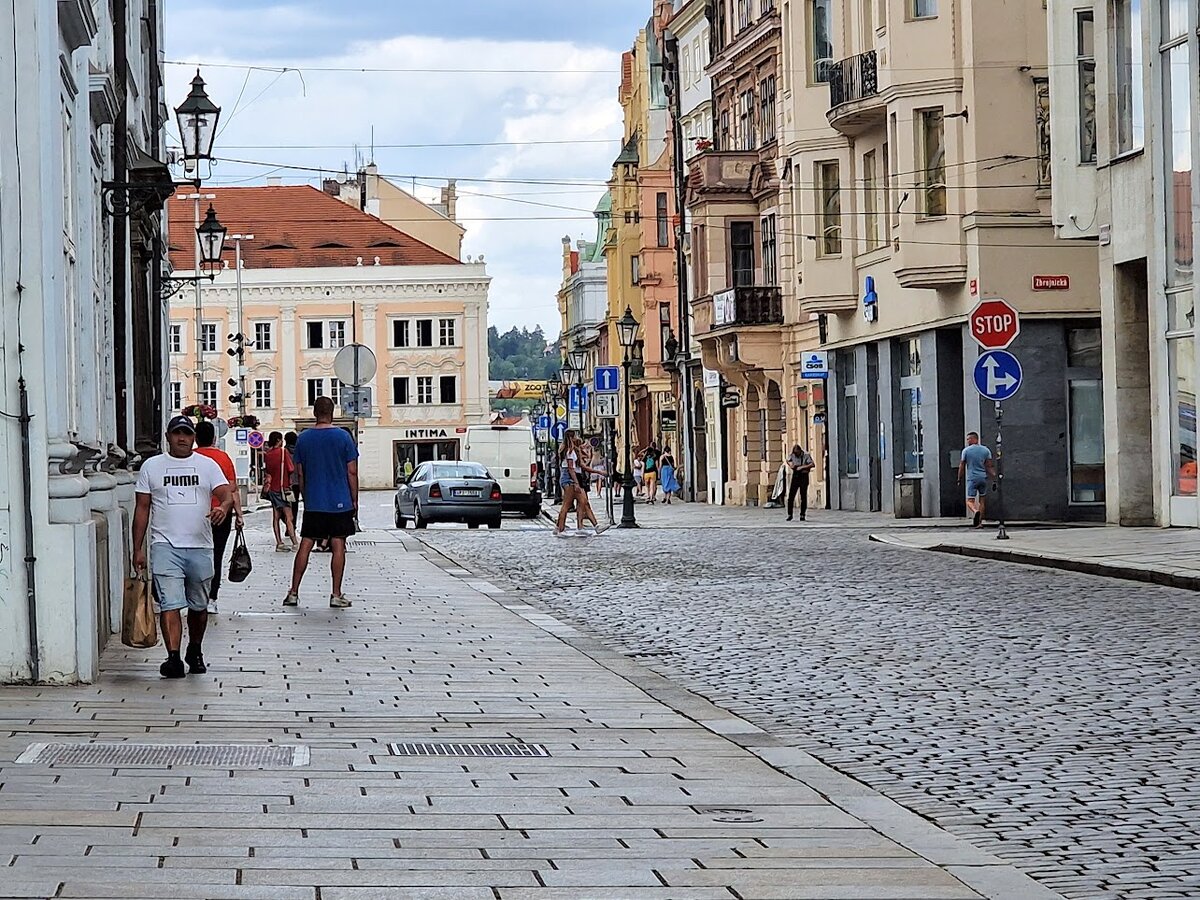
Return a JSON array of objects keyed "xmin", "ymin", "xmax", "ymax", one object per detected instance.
[{"xmin": 995, "ymin": 402, "xmax": 1009, "ymax": 540}]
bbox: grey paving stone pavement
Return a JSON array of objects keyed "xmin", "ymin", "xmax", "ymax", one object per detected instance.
[
  {"xmin": 418, "ymin": 497, "xmax": 1200, "ymax": 900},
  {"xmin": 0, "ymin": 496, "xmax": 1059, "ymax": 899}
]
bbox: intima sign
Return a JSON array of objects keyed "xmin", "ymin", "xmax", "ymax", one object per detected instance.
[{"xmin": 402, "ymin": 428, "xmax": 450, "ymax": 440}]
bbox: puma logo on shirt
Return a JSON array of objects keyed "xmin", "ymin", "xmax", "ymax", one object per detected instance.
[{"xmin": 163, "ymin": 475, "xmax": 201, "ymax": 487}]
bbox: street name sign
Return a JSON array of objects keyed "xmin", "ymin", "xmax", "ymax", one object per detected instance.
[
  {"xmin": 973, "ymin": 350, "xmax": 1023, "ymax": 402},
  {"xmin": 594, "ymin": 366, "xmax": 620, "ymax": 393},
  {"xmin": 593, "ymin": 393, "xmax": 619, "ymax": 418},
  {"xmin": 969, "ymin": 298, "xmax": 1020, "ymax": 350}
]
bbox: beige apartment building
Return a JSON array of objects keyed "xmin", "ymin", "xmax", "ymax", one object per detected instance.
[
  {"xmin": 806, "ymin": 0, "xmax": 1101, "ymax": 519},
  {"xmin": 167, "ymin": 185, "xmax": 490, "ymax": 490}
]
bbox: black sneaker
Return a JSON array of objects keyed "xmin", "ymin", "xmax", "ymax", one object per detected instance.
[
  {"xmin": 184, "ymin": 645, "xmax": 207, "ymax": 675},
  {"xmin": 160, "ymin": 656, "xmax": 186, "ymax": 679}
]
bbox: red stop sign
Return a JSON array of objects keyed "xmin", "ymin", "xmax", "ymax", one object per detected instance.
[{"xmin": 969, "ymin": 299, "xmax": 1020, "ymax": 349}]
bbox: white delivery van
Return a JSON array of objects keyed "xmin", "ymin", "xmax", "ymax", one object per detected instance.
[{"xmin": 461, "ymin": 425, "xmax": 542, "ymax": 518}]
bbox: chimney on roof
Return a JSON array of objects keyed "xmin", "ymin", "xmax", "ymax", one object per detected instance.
[
  {"xmin": 266, "ymin": 176, "xmax": 283, "ymax": 187},
  {"xmin": 322, "ymin": 178, "xmax": 340, "ymax": 196},
  {"xmin": 441, "ymin": 179, "xmax": 458, "ymax": 224}
]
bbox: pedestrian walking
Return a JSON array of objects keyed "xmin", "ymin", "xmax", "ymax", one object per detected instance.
[
  {"xmin": 958, "ymin": 431, "xmax": 995, "ymax": 527},
  {"xmin": 193, "ymin": 421, "xmax": 244, "ymax": 615},
  {"xmin": 644, "ymin": 444, "xmax": 660, "ymax": 503},
  {"xmin": 659, "ymin": 446, "xmax": 680, "ymax": 503},
  {"xmin": 284, "ymin": 430, "xmax": 301, "ymax": 529},
  {"xmin": 633, "ymin": 454, "xmax": 645, "ymax": 498},
  {"xmin": 555, "ymin": 431, "xmax": 583, "ymax": 535},
  {"xmin": 131, "ymin": 415, "xmax": 233, "ymax": 678},
  {"xmin": 786, "ymin": 444, "xmax": 815, "ymax": 521},
  {"xmin": 284, "ymin": 398, "xmax": 359, "ymax": 608},
  {"xmin": 262, "ymin": 431, "xmax": 299, "ymax": 552}
]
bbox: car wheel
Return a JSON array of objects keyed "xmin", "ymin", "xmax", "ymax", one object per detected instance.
[
  {"xmin": 487, "ymin": 518, "xmax": 502, "ymax": 530},
  {"xmin": 414, "ymin": 503, "xmax": 428, "ymax": 529},
  {"xmin": 394, "ymin": 503, "xmax": 408, "ymax": 529},
  {"xmin": 523, "ymin": 505, "xmax": 540, "ymax": 519}
]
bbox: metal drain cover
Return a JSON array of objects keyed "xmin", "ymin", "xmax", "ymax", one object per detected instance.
[
  {"xmin": 389, "ymin": 742, "xmax": 551, "ymax": 758},
  {"xmin": 16, "ymin": 742, "xmax": 309, "ymax": 768}
]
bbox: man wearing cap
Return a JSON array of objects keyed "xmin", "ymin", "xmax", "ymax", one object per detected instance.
[{"xmin": 132, "ymin": 415, "xmax": 234, "ymax": 678}]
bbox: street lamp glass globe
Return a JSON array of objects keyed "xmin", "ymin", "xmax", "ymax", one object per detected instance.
[
  {"xmin": 174, "ymin": 71, "xmax": 221, "ymax": 168},
  {"xmin": 196, "ymin": 204, "xmax": 227, "ymax": 271},
  {"xmin": 569, "ymin": 340, "xmax": 588, "ymax": 373},
  {"xmin": 617, "ymin": 306, "xmax": 639, "ymax": 349}
]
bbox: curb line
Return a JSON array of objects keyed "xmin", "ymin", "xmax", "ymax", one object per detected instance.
[{"xmin": 870, "ymin": 533, "xmax": 1200, "ymax": 592}]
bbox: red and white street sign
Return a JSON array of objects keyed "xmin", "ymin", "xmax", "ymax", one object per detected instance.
[
  {"xmin": 969, "ymin": 298, "xmax": 1020, "ymax": 350},
  {"xmin": 1032, "ymin": 275, "xmax": 1070, "ymax": 291}
]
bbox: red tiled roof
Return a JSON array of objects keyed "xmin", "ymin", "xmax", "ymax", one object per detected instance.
[{"xmin": 168, "ymin": 185, "xmax": 461, "ymax": 270}]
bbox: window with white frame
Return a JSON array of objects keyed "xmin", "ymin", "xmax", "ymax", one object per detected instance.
[
  {"xmin": 810, "ymin": 0, "xmax": 834, "ymax": 83},
  {"xmin": 200, "ymin": 322, "xmax": 217, "ymax": 352},
  {"xmin": 392, "ymin": 319, "xmax": 410, "ymax": 348},
  {"xmin": 329, "ymin": 379, "xmax": 340, "ymax": 407},
  {"xmin": 911, "ymin": 0, "xmax": 936, "ymax": 18},
  {"xmin": 761, "ymin": 214, "xmax": 778, "ymax": 285},
  {"xmin": 917, "ymin": 108, "xmax": 947, "ymax": 217},
  {"xmin": 306, "ymin": 378, "xmax": 326, "ymax": 406},
  {"xmin": 737, "ymin": 0, "xmax": 752, "ymax": 30},
  {"xmin": 392, "ymin": 376, "xmax": 411, "ymax": 405},
  {"xmin": 254, "ymin": 379, "xmax": 273, "ymax": 409},
  {"xmin": 306, "ymin": 321, "xmax": 325, "ymax": 349},
  {"xmin": 328, "ymin": 320, "xmax": 347, "ymax": 349},
  {"xmin": 416, "ymin": 319, "xmax": 434, "ymax": 347},
  {"xmin": 1160, "ymin": 0, "xmax": 1192, "ymax": 289},
  {"xmin": 439, "ymin": 375, "xmax": 457, "ymax": 404},
  {"xmin": 169, "ymin": 382, "xmax": 182, "ymax": 413},
  {"xmin": 254, "ymin": 321, "xmax": 273, "ymax": 351},
  {"xmin": 169, "ymin": 323, "xmax": 183, "ymax": 354},
  {"xmin": 1076, "ymin": 11, "xmax": 1097, "ymax": 163},
  {"xmin": 200, "ymin": 381, "xmax": 218, "ymax": 408},
  {"xmin": 416, "ymin": 376, "xmax": 434, "ymax": 404},
  {"xmin": 439, "ymin": 318, "xmax": 457, "ymax": 346}
]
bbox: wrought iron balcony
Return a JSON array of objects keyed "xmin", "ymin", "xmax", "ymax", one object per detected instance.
[
  {"xmin": 828, "ymin": 49, "xmax": 878, "ymax": 110},
  {"xmin": 708, "ymin": 285, "xmax": 783, "ymax": 329}
]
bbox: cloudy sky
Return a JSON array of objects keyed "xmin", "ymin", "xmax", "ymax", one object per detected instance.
[{"xmin": 166, "ymin": 1, "xmax": 648, "ymax": 337}]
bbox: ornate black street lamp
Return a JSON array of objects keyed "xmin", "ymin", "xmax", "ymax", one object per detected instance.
[
  {"xmin": 160, "ymin": 204, "xmax": 227, "ymax": 300},
  {"xmin": 175, "ymin": 71, "xmax": 222, "ymax": 179},
  {"xmin": 547, "ymin": 374, "xmax": 563, "ymax": 502},
  {"xmin": 617, "ymin": 306, "xmax": 640, "ymax": 528}
]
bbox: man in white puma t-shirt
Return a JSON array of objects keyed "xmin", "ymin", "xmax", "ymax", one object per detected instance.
[{"xmin": 133, "ymin": 416, "xmax": 233, "ymax": 679}]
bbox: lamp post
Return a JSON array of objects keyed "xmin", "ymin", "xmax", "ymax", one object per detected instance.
[
  {"xmin": 224, "ymin": 233, "xmax": 254, "ymax": 419},
  {"xmin": 175, "ymin": 70, "xmax": 222, "ymax": 183},
  {"xmin": 569, "ymin": 339, "xmax": 588, "ymax": 435},
  {"xmin": 617, "ymin": 307, "xmax": 640, "ymax": 528},
  {"xmin": 186, "ymin": 203, "xmax": 227, "ymax": 400},
  {"xmin": 547, "ymin": 374, "xmax": 563, "ymax": 503}
]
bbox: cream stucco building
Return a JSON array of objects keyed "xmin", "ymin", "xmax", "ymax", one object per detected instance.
[{"xmin": 167, "ymin": 185, "xmax": 490, "ymax": 490}]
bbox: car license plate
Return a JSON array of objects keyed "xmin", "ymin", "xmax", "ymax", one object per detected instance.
[{"xmin": 453, "ymin": 489, "xmax": 482, "ymax": 498}]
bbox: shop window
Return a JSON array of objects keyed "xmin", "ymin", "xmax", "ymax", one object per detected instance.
[
  {"xmin": 1068, "ymin": 379, "xmax": 1106, "ymax": 503},
  {"xmin": 1161, "ymin": 34, "xmax": 1193, "ymax": 287},
  {"xmin": 840, "ymin": 352, "xmax": 859, "ymax": 476},
  {"xmin": 898, "ymin": 338, "xmax": 923, "ymax": 474},
  {"xmin": 1169, "ymin": 337, "xmax": 1196, "ymax": 496}
]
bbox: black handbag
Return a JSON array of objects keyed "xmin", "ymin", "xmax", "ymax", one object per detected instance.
[{"xmin": 228, "ymin": 526, "xmax": 252, "ymax": 583}]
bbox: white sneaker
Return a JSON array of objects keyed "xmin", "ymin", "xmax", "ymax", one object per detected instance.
[
  {"xmin": 329, "ymin": 594, "xmax": 352, "ymax": 609},
  {"xmin": 574, "ymin": 528, "xmax": 590, "ymax": 538},
  {"xmin": 207, "ymin": 601, "xmax": 218, "ymax": 615},
  {"xmin": 593, "ymin": 523, "xmax": 611, "ymax": 535},
  {"xmin": 275, "ymin": 543, "xmax": 290, "ymax": 553}
]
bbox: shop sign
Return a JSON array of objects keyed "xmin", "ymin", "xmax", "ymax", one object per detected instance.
[
  {"xmin": 402, "ymin": 428, "xmax": 450, "ymax": 440},
  {"xmin": 720, "ymin": 390, "xmax": 741, "ymax": 409},
  {"xmin": 801, "ymin": 351, "xmax": 829, "ymax": 379},
  {"xmin": 703, "ymin": 368, "xmax": 721, "ymax": 389}
]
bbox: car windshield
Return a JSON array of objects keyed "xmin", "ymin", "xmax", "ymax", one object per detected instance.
[{"xmin": 430, "ymin": 463, "xmax": 490, "ymax": 480}]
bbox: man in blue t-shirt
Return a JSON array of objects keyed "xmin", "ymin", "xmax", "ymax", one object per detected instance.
[
  {"xmin": 285, "ymin": 397, "xmax": 360, "ymax": 609},
  {"xmin": 958, "ymin": 431, "xmax": 995, "ymax": 528}
]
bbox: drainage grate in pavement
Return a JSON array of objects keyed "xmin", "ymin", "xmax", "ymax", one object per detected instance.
[
  {"xmin": 15, "ymin": 742, "xmax": 310, "ymax": 768},
  {"xmin": 389, "ymin": 742, "xmax": 551, "ymax": 758}
]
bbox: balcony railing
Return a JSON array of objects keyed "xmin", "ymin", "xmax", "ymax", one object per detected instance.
[
  {"xmin": 828, "ymin": 49, "xmax": 878, "ymax": 110},
  {"xmin": 709, "ymin": 285, "xmax": 783, "ymax": 328}
]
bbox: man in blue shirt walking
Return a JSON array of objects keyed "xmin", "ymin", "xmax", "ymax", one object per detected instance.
[
  {"xmin": 958, "ymin": 431, "xmax": 995, "ymax": 528},
  {"xmin": 285, "ymin": 397, "xmax": 359, "ymax": 608}
]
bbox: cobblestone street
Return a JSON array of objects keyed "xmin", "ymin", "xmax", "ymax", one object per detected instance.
[{"xmin": 414, "ymin": 506, "xmax": 1200, "ymax": 900}]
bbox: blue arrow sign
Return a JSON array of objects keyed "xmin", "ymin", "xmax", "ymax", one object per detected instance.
[
  {"xmin": 551, "ymin": 421, "xmax": 568, "ymax": 441},
  {"xmin": 973, "ymin": 350, "xmax": 1023, "ymax": 402},
  {"xmin": 594, "ymin": 366, "xmax": 620, "ymax": 394},
  {"xmin": 568, "ymin": 384, "xmax": 589, "ymax": 412},
  {"xmin": 537, "ymin": 414, "xmax": 551, "ymax": 430}
]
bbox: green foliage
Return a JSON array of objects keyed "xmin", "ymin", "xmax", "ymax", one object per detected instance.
[{"xmin": 488, "ymin": 325, "xmax": 561, "ymax": 380}]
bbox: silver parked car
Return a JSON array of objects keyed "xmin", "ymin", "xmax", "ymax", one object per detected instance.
[{"xmin": 394, "ymin": 461, "xmax": 503, "ymax": 530}]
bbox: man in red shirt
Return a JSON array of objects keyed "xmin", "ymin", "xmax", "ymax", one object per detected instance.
[
  {"xmin": 263, "ymin": 431, "xmax": 299, "ymax": 552},
  {"xmin": 194, "ymin": 421, "xmax": 245, "ymax": 615}
]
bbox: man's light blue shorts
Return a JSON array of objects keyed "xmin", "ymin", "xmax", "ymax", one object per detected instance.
[{"xmin": 150, "ymin": 543, "xmax": 214, "ymax": 613}]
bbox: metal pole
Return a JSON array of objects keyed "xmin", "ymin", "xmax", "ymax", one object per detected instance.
[
  {"xmin": 604, "ymin": 418, "xmax": 615, "ymax": 524},
  {"xmin": 620, "ymin": 353, "xmax": 638, "ymax": 528},
  {"xmin": 233, "ymin": 235, "xmax": 251, "ymax": 421},
  {"xmin": 193, "ymin": 194, "xmax": 202, "ymax": 401},
  {"xmin": 551, "ymin": 403, "xmax": 562, "ymax": 504},
  {"xmin": 995, "ymin": 400, "xmax": 1009, "ymax": 540}
]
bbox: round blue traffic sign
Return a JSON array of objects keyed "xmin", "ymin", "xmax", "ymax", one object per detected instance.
[
  {"xmin": 247, "ymin": 430, "xmax": 265, "ymax": 449},
  {"xmin": 551, "ymin": 421, "xmax": 568, "ymax": 442},
  {"xmin": 973, "ymin": 350, "xmax": 1023, "ymax": 402}
]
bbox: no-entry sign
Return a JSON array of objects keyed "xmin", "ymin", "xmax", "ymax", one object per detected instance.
[{"xmin": 969, "ymin": 298, "xmax": 1020, "ymax": 350}]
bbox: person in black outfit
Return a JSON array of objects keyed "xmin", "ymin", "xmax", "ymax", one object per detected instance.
[{"xmin": 786, "ymin": 444, "xmax": 815, "ymax": 521}]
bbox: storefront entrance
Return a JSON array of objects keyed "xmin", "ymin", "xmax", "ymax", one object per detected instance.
[{"xmin": 393, "ymin": 439, "xmax": 460, "ymax": 482}]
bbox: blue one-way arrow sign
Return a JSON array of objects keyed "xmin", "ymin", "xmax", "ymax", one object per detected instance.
[
  {"xmin": 973, "ymin": 350, "xmax": 1023, "ymax": 402},
  {"xmin": 594, "ymin": 366, "xmax": 620, "ymax": 394},
  {"xmin": 551, "ymin": 421, "xmax": 568, "ymax": 441},
  {"xmin": 537, "ymin": 414, "xmax": 551, "ymax": 430}
]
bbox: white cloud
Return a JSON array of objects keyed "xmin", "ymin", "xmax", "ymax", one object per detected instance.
[{"xmin": 166, "ymin": 24, "xmax": 624, "ymax": 337}]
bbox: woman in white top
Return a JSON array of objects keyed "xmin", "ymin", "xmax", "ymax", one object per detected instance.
[{"xmin": 633, "ymin": 455, "xmax": 645, "ymax": 497}]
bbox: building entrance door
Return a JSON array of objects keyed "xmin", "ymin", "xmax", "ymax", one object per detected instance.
[{"xmin": 393, "ymin": 440, "xmax": 460, "ymax": 482}]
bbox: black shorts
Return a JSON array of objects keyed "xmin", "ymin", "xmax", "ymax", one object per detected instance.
[{"xmin": 301, "ymin": 510, "xmax": 356, "ymax": 541}]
